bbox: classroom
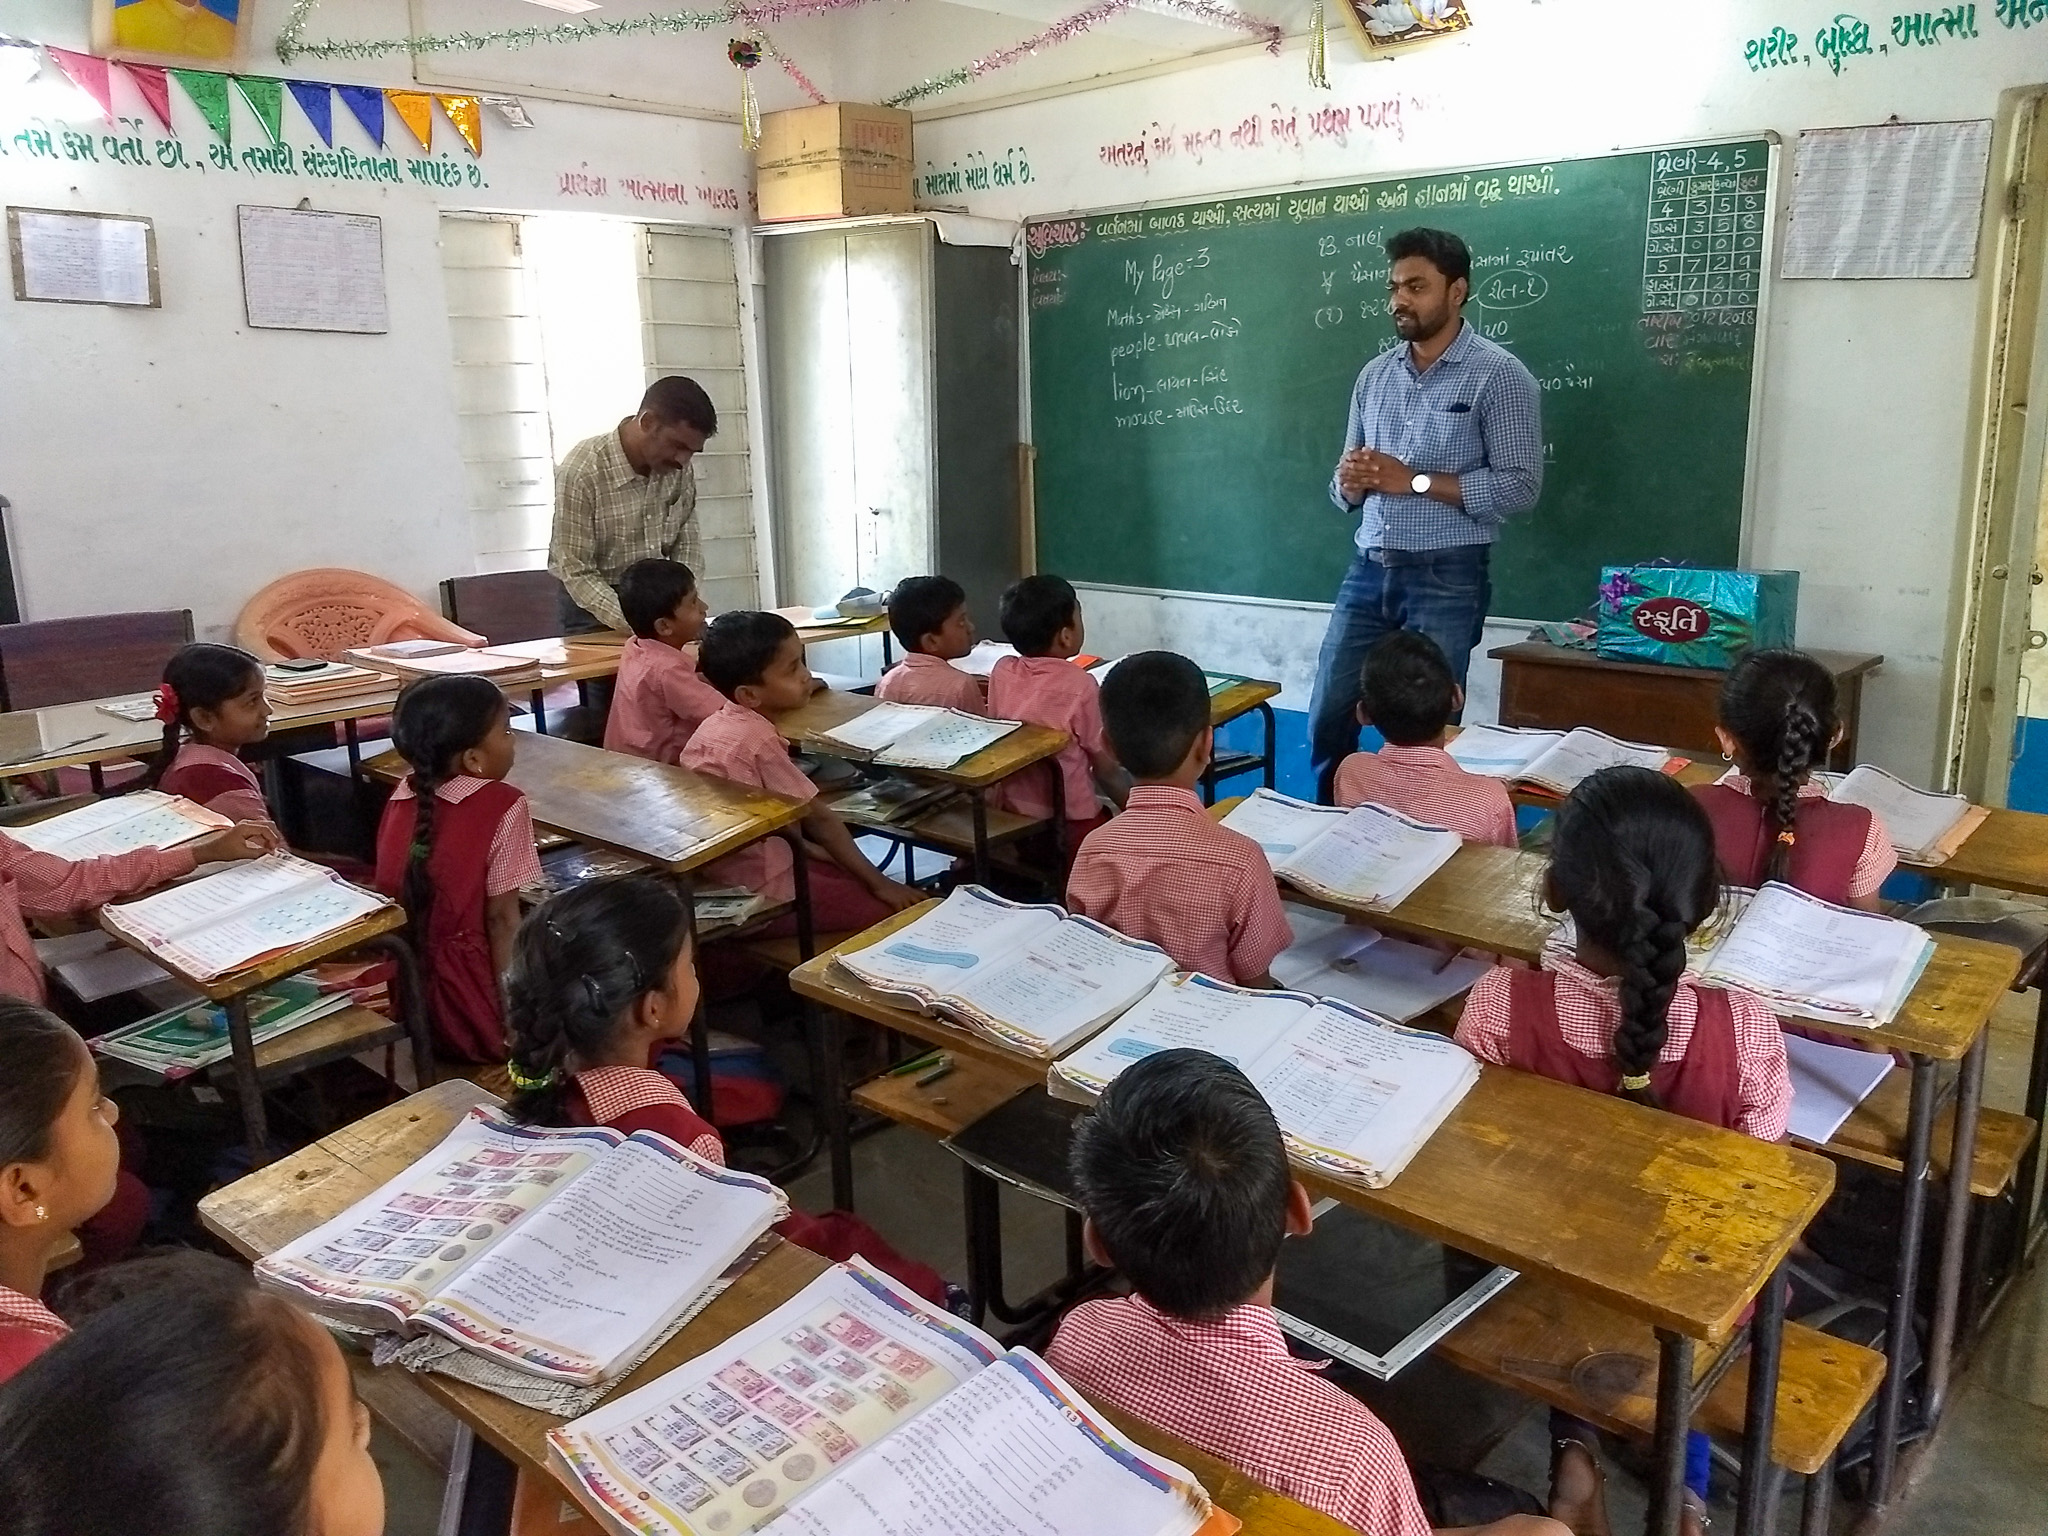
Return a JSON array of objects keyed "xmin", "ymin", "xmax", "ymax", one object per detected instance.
[{"xmin": 1, "ymin": 2, "xmax": 2046, "ymax": 1535}]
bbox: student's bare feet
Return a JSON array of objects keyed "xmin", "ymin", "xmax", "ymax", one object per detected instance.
[
  {"xmin": 1679, "ymin": 1486, "xmax": 1710, "ymax": 1536},
  {"xmin": 1547, "ymin": 1430, "xmax": 1611, "ymax": 1536}
]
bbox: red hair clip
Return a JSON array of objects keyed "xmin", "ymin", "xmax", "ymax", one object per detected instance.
[{"xmin": 152, "ymin": 682, "xmax": 180, "ymax": 724}]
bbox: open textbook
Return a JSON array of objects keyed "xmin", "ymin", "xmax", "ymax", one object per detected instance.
[
  {"xmin": 257, "ymin": 1109, "xmax": 786, "ymax": 1386},
  {"xmin": 4, "ymin": 789, "xmax": 229, "ymax": 860},
  {"xmin": 92, "ymin": 976, "xmax": 352, "ymax": 1078},
  {"xmin": 1695, "ymin": 882, "xmax": 1933, "ymax": 1028},
  {"xmin": 1049, "ymin": 973, "xmax": 1480, "ymax": 1187},
  {"xmin": 1821, "ymin": 765, "xmax": 1988, "ymax": 863},
  {"xmin": 806, "ymin": 701, "xmax": 1022, "ymax": 770},
  {"xmin": 1273, "ymin": 906, "xmax": 1489, "ymax": 1023},
  {"xmin": 1447, "ymin": 725, "xmax": 1681, "ymax": 794},
  {"xmin": 1219, "ymin": 789, "xmax": 1461, "ymax": 909},
  {"xmin": 548, "ymin": 1259, "xmax": 1226, "ymax": 1536},
  {"xmin": 835, "ymin": 885, "xmax": 1173, "ymax": 1059},
  {"xmin": 100, "ymin": 852, "xmax": 392, "ymax": 980}
]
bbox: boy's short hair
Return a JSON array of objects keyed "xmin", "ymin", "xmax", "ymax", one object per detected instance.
[
  {"xmin": 617, "ymin": 558, "xmax": 699, "ymax": 639},
  {"xmin": 888, "ymin": 576, "xmax": 968, "ymax": 653},
  {"xmin": 1068, "ymin": 1049, "xmax": 1290, "ymax": 1320},
  {"xmin": 698, "ymin": 611, "xmax": 796, "ymax": 697},
  {"xmin": 999, "ymin": 574, "xmax": 1080, "ymax": 656},
  {"xmin": 1100, "ymin": 651, "xmax": 1208, "ymax": 779},
  {"xmin": 1360, "ymin": 630, "xmax": 1456, "ymax": 745}
]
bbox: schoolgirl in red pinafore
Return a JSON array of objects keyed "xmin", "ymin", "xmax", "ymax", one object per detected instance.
[
  {"xmin": 140, "ymin": 644, "xmax": 280, "ymax": 832},
  {"xmin": 1693, "ymin": 776, "xmax": 1889, "ymax": 908}
]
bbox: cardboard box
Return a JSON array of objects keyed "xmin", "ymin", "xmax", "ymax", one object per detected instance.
[
  {"xmin": 1594, "ymin": 566, "xmax": 1799, "ymax": 669},
  {"xmin": 756, "ymin": 102, "xmax": 914, "ymax": 222}
]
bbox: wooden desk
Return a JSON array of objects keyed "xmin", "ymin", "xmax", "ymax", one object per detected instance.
[
  {"xmin": 198, "ymin": 1080, "xmax": 1353, "ymax": 1536},
  {"xmin": 1490, "ymin": 642, "xmax": 1882, "ymax": 767},
  {"xmin": 1203, "ymin": 677, "xmax": 1283, "ymax": 804},
  {"xmin": 772, "ymin": 689, "xmax": 1071, "ymax": 882},
  {"xmin": 791, "ymin": 906, "xmax": 1832, "ymax": 1536}
]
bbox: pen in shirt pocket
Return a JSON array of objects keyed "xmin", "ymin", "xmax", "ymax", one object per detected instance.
[{"xmin": 1445, "ymin": 402, "xmax": 1472, "ymax": 414}]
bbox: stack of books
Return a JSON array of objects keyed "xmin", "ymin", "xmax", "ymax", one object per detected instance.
[
  {"xmin": 343, "ymin": 640, "xmax": 543, "ymax": 687},
  {"xmin": 92, "ymin": 977, "xmax": 354, "ymax": 1079},
  {"xmin": 263, "ymin": 660, "xmax": 387, "ymax": 706}
]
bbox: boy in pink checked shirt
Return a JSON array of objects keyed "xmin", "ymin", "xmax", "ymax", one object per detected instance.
[
  {"xmin": 682, "ymin": 611, "xmax": 920, "ymax": 935},
  {"xmin": 875, "ymin": 576, "xmax": 987, "ymax": 715},
  {"xmin": 1050, "ymin": 1050, "xmax": 1590, "ymax": 1536},
  {"xmin": 1335, "ymin": 631, "xmax": 1518, "ymax": 847},
  {"xmin": 603, "ymin": 558, "xmax": 723, "ymax": 765},
  {"xmin": 1067, "ymin": 650, "xmax": 1292, "ymax": 986},
  {"xmin": 986, "ymin": 575, "xmax": 1127, "ymax": 845}
]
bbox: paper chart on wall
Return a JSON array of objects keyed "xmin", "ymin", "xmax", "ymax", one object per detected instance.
[
  {"xmin": 8, "ymin": 208, "xmax": 156, "ymax": 306},
  {"xmin": 1782, "ymin": 120, "xmax": 1994, "ymax": 280},
  {"xmin": 237, "ymin": 204, "xmax": 389, "ymax": 333}
]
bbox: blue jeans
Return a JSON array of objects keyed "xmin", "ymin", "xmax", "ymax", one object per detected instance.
[{"xmin": 1307, "ymin": 544, "xmax": 1492, "ymax": 802}]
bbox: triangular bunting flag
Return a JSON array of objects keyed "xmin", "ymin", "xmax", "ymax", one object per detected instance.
[
  {"xmin": 387, "ymin": 90, "xmax": 433, "ymax": 151},
  {"xmin": 286, "ymin": 79, "xmax": 334, "ymax": 147},
  {"xmin": 336, "ymin": 83, "xmax": 383, "ymax": 147},
  {"xmin": 437, "ymin": 94, "xmax": 482, "ymax": 157},
  {"xmin": 232, "ymin": 75, "xmax": 283, "ymax": 146},
  {"xmin": 171, "ymin": 69, "xmax": 232, "ymax": 146},
  {"xmin": 46, "ymin": 48, "xmax": 113, "ymax": 121},
  {"xmin": 122, "ymin": 62, "xmax": 175, "ymax": 133}
]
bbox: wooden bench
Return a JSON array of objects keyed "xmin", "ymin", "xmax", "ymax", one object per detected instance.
[{"xmin": 1439, "ymin": 1276, "xmax": 1884, "ymax": 1530}]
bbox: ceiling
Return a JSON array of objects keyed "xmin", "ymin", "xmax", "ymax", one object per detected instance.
[{"xmin": 393, "ymin": 0, "xmax": 1312, "ymax": 117}]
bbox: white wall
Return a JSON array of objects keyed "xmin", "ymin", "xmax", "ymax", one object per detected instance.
[
  {"xmin": 913, "ymin": 0, "xmax": 2048, "ymax": 778},
  {"xmin": 0, "ymin": 0, "xmax": 752, "ymax": 642}
]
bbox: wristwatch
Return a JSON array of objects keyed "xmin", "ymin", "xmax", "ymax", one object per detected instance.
[{"xmin": 1410, "ymin": 473, "xmax": 1433, "ymax": 496}]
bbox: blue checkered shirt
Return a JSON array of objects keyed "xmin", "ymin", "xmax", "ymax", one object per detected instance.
[{"xmin": 1329, "ymin": 321, "xmax": 1544, "ymax": 553}]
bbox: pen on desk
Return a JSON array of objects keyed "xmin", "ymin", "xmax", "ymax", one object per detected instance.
[
  {"xmin": 0, "ymin": 731, "xmax": 106, "ymax": 767},
  {"xmin": 886, "ymin": 1049, "xmax": 945, "ymax": 1078},
  {"xmin": 915, "ymin": 1061, "xmax": 955, "ymax": 1088}
]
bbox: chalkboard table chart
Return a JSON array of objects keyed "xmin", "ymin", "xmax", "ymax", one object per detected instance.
[
  {"xmin": 1025, "ymin": 137, "xmax": 1777, "ymax": 622},
  {"xmin": 1490, "ymin": 641, "xmax": 1882, "ymax": 765}
]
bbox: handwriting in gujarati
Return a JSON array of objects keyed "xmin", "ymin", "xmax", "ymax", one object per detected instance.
[
  {"xmin": 1744, "ymin": 25, "xmax": 1804, "ymax": 68},
  {"xmin": 1814, "ymin": 12, "xmax": 1875, "ymax": 72}
]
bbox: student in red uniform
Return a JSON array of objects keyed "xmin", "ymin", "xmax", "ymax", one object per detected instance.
[
  {"xmin": 875, "ymin": 576, "xmax": 987, "ymax": 714},
  {"xmin": 0, "ymin": 1254, "xmax": 387, "ymax": 1536},
  {"xmin": 986, "ymin": 574, "xmax": 1128, "ymax": 844},
  {"xmin": 1456, "ymin": 766, "xmax": 1788, "ymax": 1527},
  {"xmin": 502, "ymin": 875, "xmax": 952, "ymax": 1305},
  {"xmin": 603, "ymin": 557, "xmax": 722, "ymax": 765},
  {"xmin": 0, "ymin": 1005, "xmax": 130, "ymax": 1383},
  {"xmin": 375, "ymin": 675, "xmax": 545, "ymax": 1064},
  {"xmin": 682, "ymin": 611, "xmax": 919, "ymax": 935},
  {"xmin": 1692, "ymin": 648, "xmax": 1894, "ymax": 911},
  {"xmin": 1333, "ymin": 631, "xmax": 1516, "ymax": 846},
  {"xmin": 1050, "ymin": 1050, "xmax": 1585, "ymax": 1536},
  {"xmin": 140, "ymin": 643, "xmax": 277, "ymax": 829},
  {"xmin": 1067, "ymin": 651, "xmax": 1292, "ymax": 985}
]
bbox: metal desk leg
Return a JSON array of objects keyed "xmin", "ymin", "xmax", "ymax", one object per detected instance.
[
  {"xmin": 88, "ymin": 762, "xmax": 104, "ymax": 794},
  {"xmin": 224, "ymin": 993, "xmax": 268, "ymax": 1165},
  {"xmin": 345, "ymin": 717, "xmax": 363, "ymax": 774},
  {"xmin": 788, "ymin": 833, "xmax": 816, "ymax": 961},
  {"xmin": 1869, "ymin": 1055, "xmax": 1939, "ymax": 1509},
  {"xmin": 529, "ymin": 687, "xmax": 549, "ymax": 736},
  {"xmin": 812, "ymin": 998, "xmax": 852, "ymax": 1210},
  {"xmin": 1257, "ymin": 700, "xmax": 1277, "ymax": 789},
  {"xmin": 1798, "ymin": 1453, "xmax": 1834, "ymax": 1536},
  {"xmin": 963, "ymin": 1163, "xmax": 1001, "ymax": 1327},
  {"xmin": 683, "ymin": 875, "xmax": 715, "ymax": 1123},
  {"xmin": 1735, "ymin": 1265, "xmax": 1787, "ymax": 1536},
  {"xmin": 2015, "ymin": 982, "xmax": 2048, "ymax": 1257},
  {"xmin": 971, "ymin": 793, "xmax": 991, "ymax": 885},
  {"xmin": 1651, "ymin": 1330, "xmax": 1695, "ymax": 1536},
  {"xmin": 1051, "ymin": 770, "xmax": 1068, "ymax": 876},
  {"xmin": 1927, "ymin": 1032, "xmax": 1988, "ymax": 1420},
  {"xmin": 359, "ymin": 934, "xmax": 435, "ymax": 1091}
]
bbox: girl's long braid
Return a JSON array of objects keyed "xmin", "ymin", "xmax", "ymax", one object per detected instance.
[
  {"xmin": 1717, "ymin": 650, "xmax": 1840, "ymax": 886},
  {"xmin": 1764, "ymin": 700, "xmax": 1826, "ymax": 885}
]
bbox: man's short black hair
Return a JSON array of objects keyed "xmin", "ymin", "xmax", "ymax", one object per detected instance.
[
  {"xmin": 999, "ymin": 574, "xmax": 1079, "ymax": 656},
  {"xmin": 1100, "ymin": 651, "xmax": 1208, "ymax": 779},
  {"xmin": 1385, "ymin": 227, "xmax": 1471, "ymax": 288},
  {"xmin": 698, "ymin": 610, "xmax": 795, "ymax": 697},
  {"xmin": 1359, "ymin": 630, "xmax": 1456, "ymax": 745},
  {"xmin": 1070, "ymin": 1049, "xmax": 1291, "ymax": 1320},
  {"xmin": 888, "ymin": 576, "xmax": 968, "ymax": 653},
  {"xmin": 640, "ymin": 375, "xmax": 719, "ymax": 437},
  {"xmin": 617, "ymin": 558, "xmax": 698, "ymax": 639}
]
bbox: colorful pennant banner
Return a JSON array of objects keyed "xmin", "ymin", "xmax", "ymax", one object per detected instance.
[
  {"xmin": 438, "ymin": 94, "xmax": 483, "ymax": 157},
  {"xmin": 335, "ymin": 83, "xmax": 384, "ymax": 148},
  {"xmin": 171, "ymin": 69, "xmax": 232, "ymax": 147},
  {"xmin": 125, "ymin": 62, "xmax": 174, "ymax": 132},
  {"xmin": 232, "ymin": 74, "xmax": 283, "ymax": 146},
  {"xmin": 286, "ymin": 79, "xmax": 333, "ymax": 146},
  {"xmin": 45, "ymin": 47, "xmax": 113, "ymax": 120},
  {"xmin": 386, "ymin": 90, "xmax": 433, "ymax": 151}
]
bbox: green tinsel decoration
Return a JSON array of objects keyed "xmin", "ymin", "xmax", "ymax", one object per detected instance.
[
  {"xmin": 276, "ymin": 0, "xmax": 735, "ymax": 63},
  {"xmin": 883, "ymin": 67, "xmax": 972, "ymax": 108}
]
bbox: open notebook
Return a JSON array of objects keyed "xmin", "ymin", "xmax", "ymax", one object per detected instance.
[
  {"xmin": 1219, "ymin": 789, "xmax": 1461, "ymax": 909},
  {"xmin": 1049, "ymin": 973, "xmax": 1480, "ymax": 1187},
  {"xmin": 1273, "ymin": 906, "xmax": 1490, "ymax": 1022},
  {"xmin": 5, "ymin": 789, "xmax": 229, "ymax": 860},
  {"xmin": 100, "ymin": 852, "xmax": 392, "ymax": 980},
  {"xmin": 549, "ymin": 1259, "xmax": 1227, "ymax": 1536},
  {"xmin": 835, "ymin": 885, "xmax": 1173, "ymax": 1059},
  {"xmin": 806, "ymin": 701, "xmax": 1022, "ymax": 770},
  {"xmin": 1785, "ymin": 1032, "xmax": 1897, "ymax": 1144},
  {"xmin": 1447, "ymin": 725, "xmax": 1681, "ymax": 795},
  {"xmin": 1822, "ymin": 765, "xmax": 1989, "ymax": 863},
  {"xmin": 1694, "ymin": 882, "xmax": 1933, "ymax": 1028},
  {"xmin": 258, "ymin": 1109, "xmax": 787, "ymax": 1386}
]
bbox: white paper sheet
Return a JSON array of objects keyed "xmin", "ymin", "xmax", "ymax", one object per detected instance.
[
  {"xmin": 11, "ymin": 209, "xmax": 152, "ymax": 305},
  {"xmin": 1785, "ymin": 1032, "xmax": 1896, "ymax": 1145},
  {"xmin": 238, "ymin": 204, "xmax": 389, "ymax": 333},
  {"xmin": 1783, "ymin": 120, "xmax": 1994, "ymax": 280},
  {"xmin": 1272, "ymin": 909, "xmax": 1488, "ymax": 1022}
]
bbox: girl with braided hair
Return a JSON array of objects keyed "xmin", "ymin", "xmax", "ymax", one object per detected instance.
[
  {"xmin": 1692, "ymin": 648, "xmax": 1895, "ymax": 911},
  {"xmin": 140, "ymin": 643, "xmax": 277, "ymax": 830},
  {"xmin": 373, "ymin": 676, "xmax": 543, "ymax": 1063},
  {"xmin": 504, "ymin": 877, "xmax": 954, "ymax": 1308}
]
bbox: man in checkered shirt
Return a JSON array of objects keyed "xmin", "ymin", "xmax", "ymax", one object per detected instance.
[
  {"xmin": 1049, "ymin": 1050, "xmax": 1594, "ymax": 1536},
  {"xmin": 1309, "ymin": 228, "xmax": 1544, "ymax": 804}
]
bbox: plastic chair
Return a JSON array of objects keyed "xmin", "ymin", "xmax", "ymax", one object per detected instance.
[{"xmin": 235, "ymin": 569, "xmax": 484, "ymax": 662}]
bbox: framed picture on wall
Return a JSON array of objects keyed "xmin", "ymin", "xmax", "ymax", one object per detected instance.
[
  {"xmin": 1338, "ymin": 0, "xmax": 1472, "ymax": 52},
  {"xmin": 92, "ymin": 0, "xmax": 250, "ymax": 67}
]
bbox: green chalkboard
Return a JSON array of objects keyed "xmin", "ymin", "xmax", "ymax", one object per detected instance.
[{"xmin": 1025, "ymin": 140, "xmax": 1774, "ymax": 620}]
